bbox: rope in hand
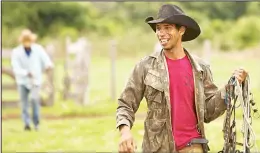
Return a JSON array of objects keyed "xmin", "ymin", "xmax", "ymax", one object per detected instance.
[
  {"xmin": 219, "ymin": 75, "xmax": 259, "ymax": 153},
  {"xmin": 235, "ymin": 76, "xmax": 258, "ymax": 153}
]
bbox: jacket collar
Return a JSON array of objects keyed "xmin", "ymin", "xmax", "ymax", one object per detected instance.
[{"xmin": 149, "ymin": 48, "xmax": 203, "ymax": 72}]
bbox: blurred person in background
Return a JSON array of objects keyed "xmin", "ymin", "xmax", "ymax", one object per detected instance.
[
  {"xmin": 11, "ymin": 29, "xmax": 54, "ymax": 131},
  {"xmin": 116, "ymin": 4, "xmax": 248, "ymax": 153}
]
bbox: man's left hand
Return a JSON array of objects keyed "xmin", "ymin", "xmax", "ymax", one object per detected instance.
[{"xmin": 232, "ymin": 68, "xmax": 248, "ymax": 84}]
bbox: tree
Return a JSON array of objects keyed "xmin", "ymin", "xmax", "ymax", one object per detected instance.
[{"xmin": 2, "ymin": 2, "xmax": 87, "ymax": 37}]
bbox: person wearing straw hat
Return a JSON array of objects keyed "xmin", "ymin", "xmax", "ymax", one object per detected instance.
[
  {"xmin": 116, "ymin": 4, "xmax": 248, "ymax": 153},
  {"xmin": 11, "ymin": 29, "xmax": 54, "ymax": 131}
]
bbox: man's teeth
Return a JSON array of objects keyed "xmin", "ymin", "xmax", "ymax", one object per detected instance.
[{"xmin": 161, "ymin": 39, "xmax": 168, "ymax": 43}]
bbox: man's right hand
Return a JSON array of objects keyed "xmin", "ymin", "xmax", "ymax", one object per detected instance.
[{"xmin": 119, "ymin": 125, "xmax": 135, "ymax": 153}]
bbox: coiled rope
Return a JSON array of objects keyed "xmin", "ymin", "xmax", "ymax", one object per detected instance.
[{"xmin": 219, "ymin": 75, "xmax": 259, "ymax": 153}]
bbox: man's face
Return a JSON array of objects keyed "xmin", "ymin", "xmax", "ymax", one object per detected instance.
[
  {"xmin": 156, "ymin": 23, "xmax": 183, "ymax": 50},
  {"xmin": 22, "ymin": 38, "xmax": 32, "ymax": 48}
]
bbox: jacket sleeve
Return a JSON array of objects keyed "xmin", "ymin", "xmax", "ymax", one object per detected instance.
[
  {"xmin": 203, "ymin": 64, "xmax": 228, "ymax": 123},
  {"xmin": 11, "ymin": 49, "xmax": 29, "ymax": 77},
  {"xmin": 116, "ymin": 60, "xmax": 146, "ymax": 129}
]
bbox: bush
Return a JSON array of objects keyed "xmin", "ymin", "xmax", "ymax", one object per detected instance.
[
  {"xmin": 231, "ymin": 15, "xmax": 260, "ymax": 50},
  {"xmin": 2, "ymin": 2, "xmax": 260, "ymax": 52},
  {"xmin": 2, "ymin": 26, "xmax": 26, "ymax": 48},
  {"xmin": 199, "ymin": 16, "xmax": 260, "ymax": 51},
  {"xmin": 2, "ymin": 2, "xmax": 87, "ymax": 38}
]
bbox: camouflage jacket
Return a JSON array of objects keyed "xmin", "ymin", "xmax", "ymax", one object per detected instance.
[{"xmin": 116, "ymin": 49, "xmax": 227, "ymax": 153}]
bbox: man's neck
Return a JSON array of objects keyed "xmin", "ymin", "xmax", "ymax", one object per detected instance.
[{"xmin": 163, "ymin": 45, "xmax": 186, "ymax": 60}]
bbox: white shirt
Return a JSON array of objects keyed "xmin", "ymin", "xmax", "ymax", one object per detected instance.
[{"xmin": 11, "ymin": 43, "xmax": 54, "ymax": 88}]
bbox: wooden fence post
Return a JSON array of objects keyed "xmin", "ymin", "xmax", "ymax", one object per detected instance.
[
  {"xmin": 110, "ymin": 40, "xmax": 117, "ymax": 101},
  {"xmin": 203, "ymin": 39, "xmax": 212, "ymax": 64},
  {"xmin": 62, "ymin": 37, "xmax": 91, "ymax": 105},
  {"xmin": 63, "ymin": 36, "xmax": 71, "ymax": 100},
  {"xmin": 45, "ymin": 43, "xmax": 55, "ymax": 106},
  {"xmin": 82, "ymin": 38, "xmax": 91, "ymax": 105},
  {"xmin": 75, "ymin": 37, "xmax": 91, "ymax": 105}
]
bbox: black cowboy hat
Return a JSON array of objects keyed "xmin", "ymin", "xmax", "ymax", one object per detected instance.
[{"xmin": 145, "ymin": 4, "xmax": 201, "ymax": 41}]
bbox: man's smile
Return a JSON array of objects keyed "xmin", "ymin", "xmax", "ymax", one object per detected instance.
[{"xmin": 160, "ymin": 38, "xmax": 170, "ymax": 46}]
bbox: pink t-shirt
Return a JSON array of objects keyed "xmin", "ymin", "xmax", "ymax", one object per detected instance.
[{"xmin": 165, "ymin": 55, "xmax": 201, "ymax": 150}]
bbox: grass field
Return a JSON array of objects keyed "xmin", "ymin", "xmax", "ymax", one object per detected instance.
[
  {"xmin": 2, "ymin": 117, "xmax": 260, "ymax": 152},
  {"xmin": 2, "ymin": 48, "xmax": 260, "ymax": 152}
]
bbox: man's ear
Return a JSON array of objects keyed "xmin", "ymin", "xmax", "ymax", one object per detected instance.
[{"xmin": 180, "ymin": 26, "xmax": 186, "ymax": 36}]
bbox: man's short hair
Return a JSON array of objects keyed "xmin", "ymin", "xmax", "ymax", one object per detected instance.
[{"xmin": 175, "ymin": 24, "xmax": 182, "ymax": 30}]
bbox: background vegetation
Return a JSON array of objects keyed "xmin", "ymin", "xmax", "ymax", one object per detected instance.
[{"xmin": 2, "ymin": 2, "xmax": 260, "ymax": 51}]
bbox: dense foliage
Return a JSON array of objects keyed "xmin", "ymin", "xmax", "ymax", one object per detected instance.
[{"xmin": 2, "ymin": 2, "xmax": 260, "ymax": 51}]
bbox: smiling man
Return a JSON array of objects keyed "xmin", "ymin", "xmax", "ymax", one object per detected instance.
[{"xmin": 116, "ymin": 4, "xmax": 248, "ymax": 153}]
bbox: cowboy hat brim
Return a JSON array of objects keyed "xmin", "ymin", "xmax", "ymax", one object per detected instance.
[{"xmin": 145, "ymin": 14, "xmax": 201, "ymax": 41}]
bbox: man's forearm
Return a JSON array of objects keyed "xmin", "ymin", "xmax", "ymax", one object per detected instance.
[{"xmin": 119, "ymin": 124, "xmax": 131, "ymax": 135}]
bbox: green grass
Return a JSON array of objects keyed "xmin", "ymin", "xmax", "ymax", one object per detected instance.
[
  {"xmin": 2, "ymin": 117, "xmax": 260, "ymax": 152},
  {"xmin": 2, "ymin": 90, "xmax": 19, "ymax": 101},
  {"xmin": 2, "ymin": 117, "xmax": 143, "ymax": 152},
  {"xmin": 2, "ymin": 49, "xmax": 260, "ymax": 152}
]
